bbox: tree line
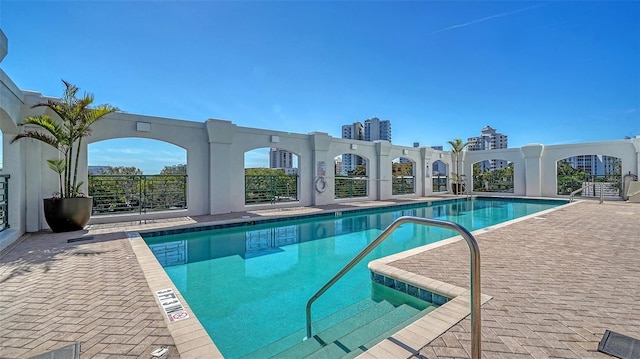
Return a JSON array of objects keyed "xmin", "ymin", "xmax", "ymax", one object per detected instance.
[{"xmin": 88, "ymin": 164, "xmax": 187, "ymax": 214}]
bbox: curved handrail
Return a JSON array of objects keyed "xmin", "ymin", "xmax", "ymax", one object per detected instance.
[
  {"xmin": 570, "ymin": 182, "xmax": 604, "ymax": 203},
  {"xmin": 304, "ymin": 216, "xmax": 482, "ymax": 359}
]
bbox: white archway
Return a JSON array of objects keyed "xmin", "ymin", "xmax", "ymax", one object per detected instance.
[
  {"xmin": 87, "ymin": 138, "xmax": 187, "ymax": 215},
  {"xmin": 391, "ymin": 157, "xmax": 415, "ymax": 195},
  {"xmin": 244, "ymin": 147, "xmax": 300, "ymax": 205}
]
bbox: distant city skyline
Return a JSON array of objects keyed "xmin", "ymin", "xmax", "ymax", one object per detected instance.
[{"xmin": 1, "ymin": 1, "xmax": 638, "ymax": 172}]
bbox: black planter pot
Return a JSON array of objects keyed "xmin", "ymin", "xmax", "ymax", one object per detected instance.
[{"xmin": 43, "ymin": 197, "xmax": 93, "ymax": 232}]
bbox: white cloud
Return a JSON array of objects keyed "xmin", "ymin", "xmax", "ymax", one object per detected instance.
[{"xmin": 431, "ymin": 5, "xmax": 543, "ymax": 34}]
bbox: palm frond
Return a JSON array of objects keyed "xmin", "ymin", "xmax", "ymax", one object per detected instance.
[
  {"xmin": 46, "ymin": 158, "xmax": 66, "ymax": 174},
  {"xmin": 10, "ymin": 130, "xmax": 61, "ymax": 148},
  {"xmin": 12, "ymin": 79, "xmax": 116, "ymax": 198}
]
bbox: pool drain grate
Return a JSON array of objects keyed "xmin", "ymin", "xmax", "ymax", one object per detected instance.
[
  {"xmin": 29, "ymin": 342, "xmax": 80, "ymax": 359},
  {"xmin": 67, "ymin": 236, "xmax": 94, "ymax": 243},
  {"xmin": 598, "ymin": 329, "xmax": 640, "ymax": 359}
]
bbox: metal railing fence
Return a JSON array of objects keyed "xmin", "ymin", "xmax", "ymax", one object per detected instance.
[
  {"xmin": 432, "ymin": 176, "xmax": 448, "ymax": 192},
  {"xmin": 245, "ymin": 174, "xmax": 299, "ymax": 205},
  {"xmin": 0, "ymin": 174, "xmax": 9, "ymax": 232},
  {"xmin": 472, "ymin": 176, "xmax": 514, "ymax": 193},
  {"xmin": 392, "ymin": 176, "xmax": 414, "ymax": 195},
  {"xmin": 557, "ymin": 174, "xmax": 621, "ymax": 197},
  {"xmin": 334, "ymin": 177, "xmax": 368, "ymax": 198},
  {"xmin": 88, "ymin": 174, "xmax": 187, "ymax": 215}
]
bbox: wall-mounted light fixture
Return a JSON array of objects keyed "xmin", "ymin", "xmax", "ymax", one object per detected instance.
[{"xmin": 136, "ymin": 122, "xmax": 151, "ymax": 132}]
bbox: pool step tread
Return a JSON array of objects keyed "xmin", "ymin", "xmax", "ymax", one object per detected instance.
[
  {"xmin": 277, "ymin": 304, "xmax": 421, "ymax": 359},
  {"xmin": 341, "ymin": 305, "xmax": 438, "ymax": 359},
  {"xmin": 262, "ymin": 301, "xmax": 395, "ymax": 357},
  {"xmin": 267, "ymin": 300, "xmax": 396, "ymax": 358},
  {"xmin": 240, "ymin": 297, "xmax": 377, "ymax": 359},
  {"xmin": 305, "ymin": 304, "xmax": 422, "ymax": 359}
]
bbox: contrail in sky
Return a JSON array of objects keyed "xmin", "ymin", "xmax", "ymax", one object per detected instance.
[{"xmin": 431, "ymin": 4, "xmax": 543, "ymax": 34}]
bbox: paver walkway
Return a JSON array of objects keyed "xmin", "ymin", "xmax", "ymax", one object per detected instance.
[
  {"xmin": 0, "ymin": 198, "xmax": 638, "ymax": 358},
  {"xmin": 0, "ymin": 231, "xmax": 179, "ymax": 358},
  {"xmin": 391, "ymin": 200, "xmax": 640, "ymax": 358},
  {"xmin": 0, "ymin": 197, "xmax": 444, "ymax": 358}
]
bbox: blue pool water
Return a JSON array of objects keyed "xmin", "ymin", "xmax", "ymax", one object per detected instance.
[{"xmin": 144, "ymin": 197, "xmax": 565, "ymax": 358}]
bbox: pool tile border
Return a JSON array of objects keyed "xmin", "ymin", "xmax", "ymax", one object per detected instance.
[
  {"xmin": 365, "ymin": 257, "xmax": 492, "ymax": 359},
  {"xmin": 139, "ymin": 196, "xmax": 568, "ymax": 238},
  {"xmin": 371, "ymin": 272, "xmax": 451, "ymax": 306},
  {"xmin": 127, "ymin": 231, "xmax": 223, "ymax": 359},
  {"xmin": 139, "ymin": 199, "xmax": 455, "ymax": 237}
]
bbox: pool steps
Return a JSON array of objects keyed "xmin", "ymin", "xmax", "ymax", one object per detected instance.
[
  {"xmin": 241, "ymin": 291, "xmax": 436, "ymax": 358},
  {"xmin": 306, "ymin": 305, "xmax": 434, "ymax": 359}
]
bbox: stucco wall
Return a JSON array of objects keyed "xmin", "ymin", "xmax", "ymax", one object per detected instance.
[{"xmin": 0, "ymin": 37, "xmax": 638, "ymax": 236}]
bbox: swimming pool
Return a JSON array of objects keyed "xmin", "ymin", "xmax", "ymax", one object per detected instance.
[{"xmin": 143, "ymin": 197, "xmax": 566, "ymax": 358}]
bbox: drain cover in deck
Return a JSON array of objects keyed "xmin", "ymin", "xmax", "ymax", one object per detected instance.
[
  {"xmin": 29, "ymin": 342, "xmax": 80, "ymax": 359},
  {"xmin": 598, "ymin": 330, "xmax": 640, "ymax": 359}
]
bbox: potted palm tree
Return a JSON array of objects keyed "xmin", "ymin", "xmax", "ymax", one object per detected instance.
[
  {"xmin": 448, "ymin": 138, "xmax": 469, "ymax": 195},
  {"xmin": 11, "ymin": 80, "xmax": 116, "ymax": 232}
]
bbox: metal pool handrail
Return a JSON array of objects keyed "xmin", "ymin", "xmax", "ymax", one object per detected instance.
[
  {"xmin": 570, "ymin": 182, "xmax": 604, "ymax": 203},
  {"xmin": 304, "ymin": 216, "xmax": 482, "ymax": 359}
]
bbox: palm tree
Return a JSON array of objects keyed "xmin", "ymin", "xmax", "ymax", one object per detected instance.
[
  {"xmin": 448, "ymin": 138, "xmax": 469, "ymax": 194},
  {"xmin": 11, "ymin": 80, "xmax": 117, "ymax": 198}
]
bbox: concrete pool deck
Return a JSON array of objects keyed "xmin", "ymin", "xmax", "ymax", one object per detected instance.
[{"xmin": 0, "ymin": 196, "xmax": 638, "ymax": 358}]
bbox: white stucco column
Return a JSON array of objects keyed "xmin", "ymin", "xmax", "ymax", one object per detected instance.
[
  {"xmin": 77, "ymin": 143, "xmax": 89, "ymax": 196},
  {"xmin": 421, "ymin": 147, "xmax": 435, "ymax": 196},
  {"xmin": 206, "ymin": 119, "xmax": 237, "ymax": 215},
  {"xmin": 23, "ymin": 140, "xmax": 45, "ymax": 231},
  {"xmin": 375, "ymin": 141, "xmax": 392, "ymax": 200},
  {"xmin": 2, "ymin": 133, "xmax": 25, "ymax": 239},
  {"xmin": 310, "ymin": 132, "xmax": 332, "ymax": 206},
  {"xmin": 521, "ymin": 144, "xmax": 544, "ymax": 197}
]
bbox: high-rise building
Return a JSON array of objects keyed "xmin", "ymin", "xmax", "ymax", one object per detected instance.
[
  {"xmin": 340, "ymin": 118, "xmax": 392, "ymax": 175},
  {"xmin": 341, "ymin": 122, "xmax": 364, "ymax": 141},
  {"xmin": 341, "ymin": 122, "xmax": 365, "ymax": 175},
  {"xmin": 364, "ymin": 117, "xmax": 392, "ymax": 142},
  {"xmin": 467, "ymin": 126, "xmax": 508, "ymax": 171},
  {"xmin": 565, "ymin": 155, "xmax": 619, "ymax": 176},
  {"xmin": 269, "ymin": 148, "xmax": 297, "ymax": 175},
  {"xmin": 334, "ymin": 157, "xmax": 343, "ymax": 176}
]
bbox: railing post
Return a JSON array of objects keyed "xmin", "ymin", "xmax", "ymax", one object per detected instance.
[
  {"xmin": 0, "ymin": 175, "xmax": 9, "ymax": 232},
  {"xmin": 139, "ymin": 175, "xmax": 144, "ymax": 215},
  {"xmin": 600, "ymin": 182, "xmax": 604, "ymax": 204}
]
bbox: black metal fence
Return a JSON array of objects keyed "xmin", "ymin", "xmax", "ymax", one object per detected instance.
[
  {"xmin": 392, "ymin": 176, "xmax": 414, "ymax": 195},
  {"xmin": 335, "ymin": 177, "xmax": 368, "ymax": 198},
  {"xmin": 432, "ymin": 176, "xmax": 448, "ymax": 192},
  {"xmin": 88, "ymin": 174, "xmax": 187, "ymax": 215},
  {"xmin": 245, "ymin": 174, "xmax": 299, "ymax": 205},
  {"xmin": 0, "ymin": 174, "xmax": 9, "ymax": 232}
]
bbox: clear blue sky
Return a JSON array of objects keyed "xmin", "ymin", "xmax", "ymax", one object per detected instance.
[{"xmin": 1, "ymin": 1, "xmax": 638, "ymax": 173}]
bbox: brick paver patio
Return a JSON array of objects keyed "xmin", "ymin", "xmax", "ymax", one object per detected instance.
[
  {"xmin": 391, "ymin": 200, "xmax": 640, "ymax": 358},
  {"xmin": 0, "ymin": 231, "xmax": 178, "ymax": 358},
  {"xmin": 0, "ymin": 198, "xmax": 638, "ymax": 358}
]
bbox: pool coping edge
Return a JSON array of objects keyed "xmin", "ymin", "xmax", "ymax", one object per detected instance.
[{"xmin": 127, "ymin": 231, "xmax": 223, "ymax": 359}]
